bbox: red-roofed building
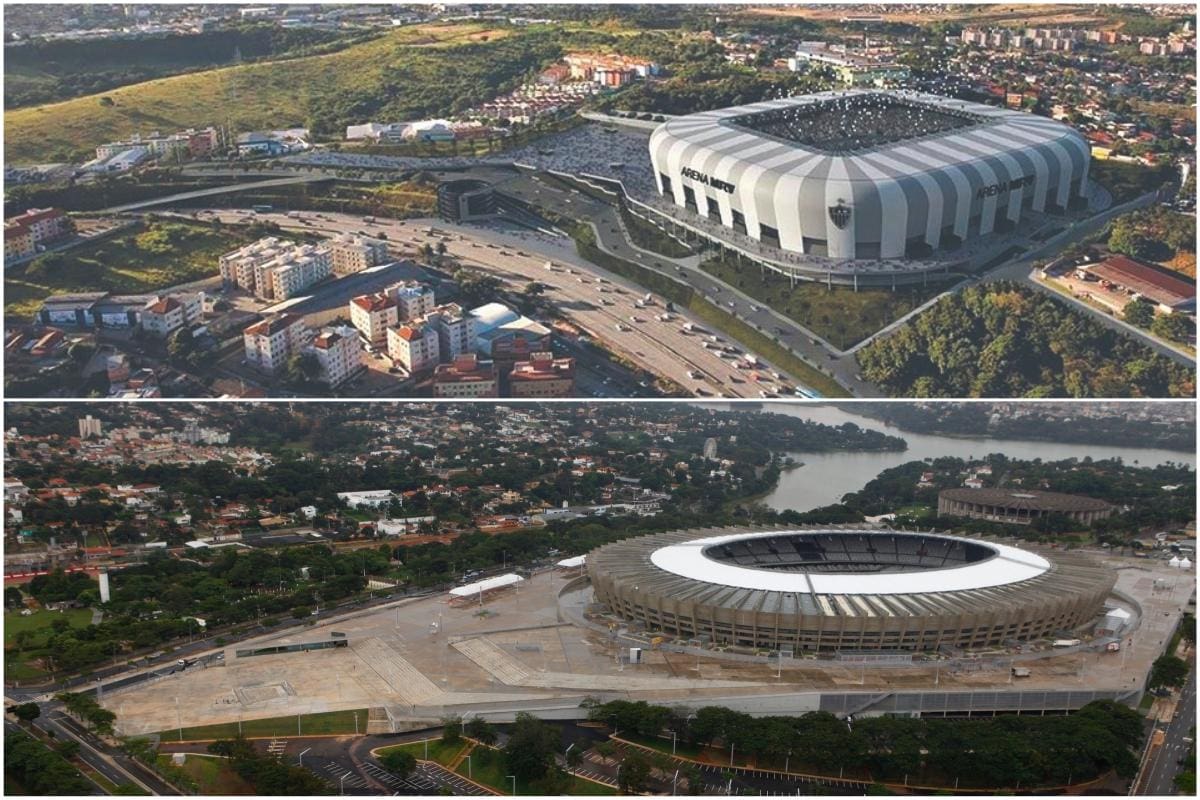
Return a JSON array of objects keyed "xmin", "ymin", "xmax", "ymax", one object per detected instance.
[
  {"xmin": 310, "ymin": 328, "xmax": 364, "ymax": 388},
  {"xmin": 349, "ymin": 291, "xmax": 398, "ymax": 347},
  {"xmin": 1081, "ymin": 255, "xmax": 1196, "ymax": 314},
  {"xmin": 509, "ymin": 352, "xmax": 576, "ymax": 398},
  {"xmin": 243, "ymin": 313, "xmax": 311, "ymax": 373},
  {"xmin": 432, "ymin": 354, "xmax": 498, "ymax": 398},
  {"xmin": 5, "ymin": 207, "xmax": 72, "ymax": 265},
  {"xmin": 387, "ymin": 322, "xmax": 439, "ymax": 373},
  {"xmin": 141, "ymin": 296, "xmax": 185, "ymax": 337}
]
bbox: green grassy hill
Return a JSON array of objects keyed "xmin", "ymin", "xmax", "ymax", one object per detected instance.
[{"xmin": 4, "ymin": 22, "xmax": 560, "ymax": 164}]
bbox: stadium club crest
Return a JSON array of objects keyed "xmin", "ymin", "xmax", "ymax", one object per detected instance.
[{"xmin": 828, "ymin": 200, "xmax": 852, "ymax": 230}]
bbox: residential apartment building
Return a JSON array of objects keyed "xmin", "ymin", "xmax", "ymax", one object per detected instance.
[
  {"xmin": 310, "ymin": 328, "xmax": 365, "ymax": 388},
  {"xmin": 78, "ymin": 415, "xmax": 103, "ymax": 439},
  {"xmin": 432, "ymin": 353, "xmax": 498, "ymax": 398},
  {"xmin": 387, "ymin": 323, "xmax": 440, "ymax": 374},
  {"xmin": 509, "ymin": 352, "xmax": 576, "ymax": 398},
  {"xmin": 424, "ymin": 303, "xmax": 477, "ymax": 360},
  {"xmin": 220, "ymin": 237, "xmax": 332, "ymax": 301},
  {"xmin": 242, "ymin": 314, "xmax": 311, "ymax": 374},
  {"xmin": 141, "ymin": 291, "xmax": 203, "ymax": 337},
  {"xmin": 390, "ymin": 281, "xmax": 436, "ymax": 321},
  {"xmin": 329, "ymin": 232, "xmax": 389, "ymax": 275},
  {"xmin": 140, "ymin": 296, "xmax": 187, "ymax": 337},
  {"xmin": 5, "ymin": 207, "xmax": 72, "ymax": 264},
  {"xmin": 349, "ymin": 292, "xmax": 398, "ymax": 347}
]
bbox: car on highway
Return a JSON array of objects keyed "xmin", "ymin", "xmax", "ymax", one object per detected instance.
[{"xmin": 615, "ymin": 323, "xmax": 630, "ymax": 332}]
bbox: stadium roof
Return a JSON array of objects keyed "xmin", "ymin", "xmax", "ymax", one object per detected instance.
[
  {"xmin": 648, "ymin": 530, "xmax": 1050, "ymax": 595},
  {"xmin": 556, "ymin": 555, "xmax": 586, "ymax": 568},
  {"xmin": 654, "ymin": 88, "xmax": 1084, "ymax": 163}
]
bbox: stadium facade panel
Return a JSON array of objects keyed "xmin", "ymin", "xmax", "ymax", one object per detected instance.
[
  {"xmin": 937, "ymin": 488, "xmax": 1114, "ymax": 526},
  {"xmin": 648, "ymin": 90, "xmax": 1091, "ymax": 259},
  {"xmin": 587, "ymin": 526, "xmax": 1115, "ymax": 652}
]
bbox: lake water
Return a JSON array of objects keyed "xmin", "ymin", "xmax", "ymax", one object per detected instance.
[{"xmin": 754, "ymin": 405, "xmax": 1195, "ymax": 513}]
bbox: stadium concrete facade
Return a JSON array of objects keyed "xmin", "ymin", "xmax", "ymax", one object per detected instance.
[
  {"xmin": 587, "ymin": 526, "xmax": 1115, "ymax": 652},
  {"xmin": 938, "ymin": 488, "xmax": 1114, "ymax": 526},
  {"xmin": 648, "ymin": 90, "xmax": 1090, "ymax": 260}
]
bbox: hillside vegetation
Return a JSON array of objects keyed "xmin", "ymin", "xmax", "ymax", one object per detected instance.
[
  {"xmin": 4, "ymin": 23, "xmax": 558, "ymax": 164},
  {"xmin": 4, "ymin": 24, "xmax": 367, "ymax": 109}
]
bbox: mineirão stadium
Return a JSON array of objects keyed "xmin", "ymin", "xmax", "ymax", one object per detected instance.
[
  {"xmin": 587, "ymin": 526, "xmax": 1114, "ymax": 652},
  {"xmin": 648, "ymin": 90, "xmax": 1090, "ymax": 260}
]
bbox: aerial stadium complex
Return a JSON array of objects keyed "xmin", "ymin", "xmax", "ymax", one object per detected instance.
[
  {"xmin": 938, "ymin": 488, "xmax": 1115, "ymax": 526},
  {"xmin": 587, "ymin": 526, "xmax": 1115, "ymax": 653},
  {"xmin": 648, "ymin": 90, "xmax": 1090, "ymax": 261}
]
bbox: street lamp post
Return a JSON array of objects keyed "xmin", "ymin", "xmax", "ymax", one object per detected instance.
[
  {"xmin": 299, "ymin": 747, "xmax": 311, "ymax": 767},
  {"xmin": 467, "ymin": 754, "xmax": 472, "ymax": 780},
  {"xmin": 565, "ymin": 743, "xmax": 575, "ymax": 777},
  {"xmin": 507, "ymin": 774, "xmax": 516, "ymax": 796},
  {"xmin": 340, "ymin": 771, "xmax": 351, "ymax": 795},
  {"xmin": 673, "ymin": 769, "xmax": 679, "ymax": 796},
  {"xmin": 729, "ymin": 742, "xmax": 735, "ymax": 766}
]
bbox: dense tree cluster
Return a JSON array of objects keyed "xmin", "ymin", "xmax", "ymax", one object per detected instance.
[
  {"xmin": 208, "ymin": 736, "xmax": 329, "ymax": 794},
  {"xmin": 849, "ymin": 403, "xmax": 1195, "ymax": 451},
  {"xmin": 1108, "ymin": 207, "xmax": 1196, "ymax": 262},
  {"xmin": 589, "ymin": 699, "xmax": 1144, "ymax": 788},
  {"xmin": 856, "ymin": 283, "xmax": 1195, "ymax": 397},
  {"xmin": 4, "ymin": 730, "xmax": 93, "ymax": 795}
]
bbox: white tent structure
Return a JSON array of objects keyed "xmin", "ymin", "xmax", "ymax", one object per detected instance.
[
  {"xmin": 556, "ymin": 555, "xmax": 586, "ymax": 570},
  {"xmin": 448, "ymin": 573, "xmax": 524, "ymax": 606}
]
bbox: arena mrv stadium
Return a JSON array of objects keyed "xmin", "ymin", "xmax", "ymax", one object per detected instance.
[
  {"xmin": 587, "ymin": 527, "xmax": 1115, "ymax": 653},
  {"xmin": 648, "ymin": 91, "xmax": 1090, "ymax": 260}
]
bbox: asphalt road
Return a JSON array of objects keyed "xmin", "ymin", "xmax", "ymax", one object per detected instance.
[
  {"xmin": 1135, "ymin": 659, "xmax": 1196, "ymax": 796},
  {"xmin": 492, "ymin": 169, "xmax": 873, "ymax": 396},
  {"xmin": 198, "ymin": 207, "xmax": 801, "ymax": 398}
]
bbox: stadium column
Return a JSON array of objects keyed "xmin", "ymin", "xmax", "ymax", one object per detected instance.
[{"xmin": 824, "ymin": 162, "xmax": 856, "ymax": 259}]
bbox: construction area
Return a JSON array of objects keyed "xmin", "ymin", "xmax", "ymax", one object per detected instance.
[{"xmin": 101, "ymin": 551, "xmax": 1195, "ymax": 737}]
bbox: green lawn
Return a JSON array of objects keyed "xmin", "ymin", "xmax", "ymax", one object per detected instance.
[
  {"xmin": 156, "ymin": 754, "xmax": 252, "ymax": 795},
  {"xmin": 699, "ymin": 256, "xmax": 957, "ymax": 350},
  {"xmin": 4, "ymin": 608, "xmax": 94, "ymax": 646},
  {"xmin": 161, "ymin": 708, "xmax": 369, "ymax": 741},
  {"xmin": 4, "ymin": 220, "xmax": 255, "ymax": 318},
  {"xmin": 620, "ymin": 733, "xmax": 703, "ymax": 759},
  {"xmin": 378, "ymin": 738, "xmax": 469, "ymax": 769}
]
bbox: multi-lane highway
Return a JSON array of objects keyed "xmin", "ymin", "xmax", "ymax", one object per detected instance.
[
  {"xmin": 190, "ymin": 208, "xmax": 809, "ymax": 398},
  {"xmin": 1133, "ymin": 656, "xmax": 1196, "ymax": 796}
]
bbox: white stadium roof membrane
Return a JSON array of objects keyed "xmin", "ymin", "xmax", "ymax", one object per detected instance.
[{"xmin": 648, "ymin": 529, "xmax": 1051, "ymax": 595}]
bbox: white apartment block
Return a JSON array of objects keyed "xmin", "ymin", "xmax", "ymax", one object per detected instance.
[
  {"xmin": 78, "ymin": 415, "xmax": 103, "ymax": 439},
  {"xmin": 220, "ymin": 237, "xmax": 332, "ymax": 300},
  {"xmin": 243, "ymin": 313, "xmax": 311, "ymax": 374},
  {"xmin": 140, "ymin": 292, "xmax": 203, "ymax": 337},
  {"xmin": 424, "ymin": 303, "xmax": 477, "ymax": 360},
  {"xmin": 387, "ymin": 323, "xmax": 440, "ymax": 373},
  {"xmin": 310, "ymin": 327, "xmax": 365, "ymax": 388},
  {"xmin": 389, "ymin": 281, "xmax": 436, "ymax": 321},
  {"xmin": 329, "ymin": 232, "xmax": 390, "ymax": 275},
  {"xmin": 349, "ymin": 292, "xmax": 399, "ymax": 347}
]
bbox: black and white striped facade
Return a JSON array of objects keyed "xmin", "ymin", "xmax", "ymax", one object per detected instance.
[{"xmin": 649, "ymin": 90, "xmax": 1090, "ymax": 260}]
